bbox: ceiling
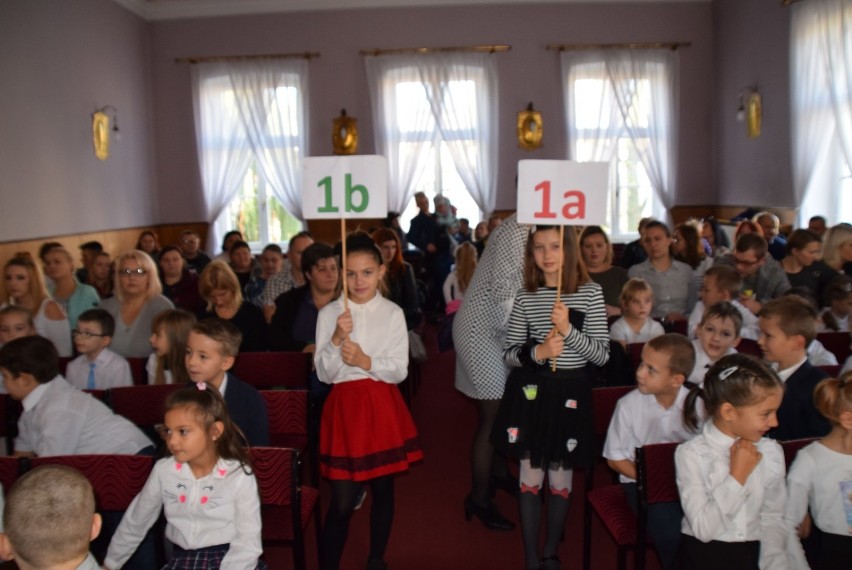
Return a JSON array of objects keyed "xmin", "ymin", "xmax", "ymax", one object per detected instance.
[{"xmin": 114, "ymin": 0, "xmax": 707, "ymax": 21}]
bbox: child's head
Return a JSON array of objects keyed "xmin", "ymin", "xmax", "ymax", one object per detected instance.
[
  {"xmin": 823, "ymin": 277, "xmax": 852, "ymax": 318},
  {"xmin": 186, "ymin": 319, "xmax": 241, "ymax": 386},
  {"xmin": 524, "ymin": 225, "xmax": 588, "ymax": 294},
  {"xmin": 757, "ymin": 296, "xmax": 816, "ymax": 365},
  {"xmin": 813, "ymin": 372, "xmax": 852, "ymax": 428},
  {"xmin": 0, "ymin": 336, "xmax": 59, "ymax": 400},
  {"xmin": 619, "ymin": 278, "xmax": 654, "ymax": 320},
  {"xmin": 342, "ymin": 231, "xmax": 386, "ymax": 304},
  {"xmin": 696, "ymin": 301, "xmax": 742, "ymax": 361},
  {"xmin": 700, "ymin": 265, "xmax": 741, "ymax": 306},
  {"xmin": 0, "ymin": 465, "xmax": 101, "ymax": 569},
  {"xmin": 454, "ymin": 242, "xmax": 478, "ymax": 294},
  {"xmin": 684, "ymin": 353, "xmax": 784, "ymax": 439},
  {"xmin": 164, "ymin": 384, "xmax": 251, "ymax": 466},
  {"xmin": 150, "ymin": 309, "xmax": 197, "ymax": 385},
  {"xmin": 0, "ymin": 306, "xmax": 35, "ymax": 344},
  {"xmin": 637, "ymin": 334, "xmax": 696, "ymax": 397},
  {"xmin": 72, "ymin": 309, "xmax": 114, "ymax": 358}
]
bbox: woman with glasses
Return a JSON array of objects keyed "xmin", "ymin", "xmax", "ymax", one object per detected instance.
[{"xmin": 99, "ymin": 250, "xmax": 174, "ymax": 357}]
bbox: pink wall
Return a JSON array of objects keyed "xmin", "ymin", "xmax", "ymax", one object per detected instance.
[
  {"xmin": 149, "ymin": 1, "xmax": 715, "ymax": 221},
  {"xmin": 0, "ymin": 0, "xmax": 157, "ymax": 241}
]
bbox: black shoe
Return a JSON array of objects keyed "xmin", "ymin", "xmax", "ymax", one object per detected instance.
[
  {"xmin": 540, "ymin": 556, "xmax": 561, "ymax": 570},
  {"xmin": 463, "ymin": 496, "xmax": 515, "ymax": 531},
  {"xmin": 366, "ymin": 560, "xmax": 388, "ymax": 570}
]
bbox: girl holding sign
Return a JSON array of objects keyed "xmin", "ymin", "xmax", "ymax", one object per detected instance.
[
  {"xmin": 315, "ymin": 232, "xmax": 423, "ymax": 570},
  {"xmin": 492, "ymin": 225, "xmax": 609, "ymax": 570}
]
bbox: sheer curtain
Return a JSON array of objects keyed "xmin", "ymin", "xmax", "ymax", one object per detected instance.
[
  {"xmin": 562, "ymin": 49, "xmax": 678, "ymax": 224},
  {"xmin": 192, "ymin": 60, "xmax": 308, "ymax": 251},
  {"xmin": 366, "ymin": 52, "xmax": 499, "ymax": 216},
  {"xmin": 791, "ymin": 0, "xmax": 852, "ymax": 224}
]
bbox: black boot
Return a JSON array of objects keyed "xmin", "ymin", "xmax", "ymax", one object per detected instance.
[{"xmin": 463, "ymin": 495, "xmax": 515, "ymax": 531}]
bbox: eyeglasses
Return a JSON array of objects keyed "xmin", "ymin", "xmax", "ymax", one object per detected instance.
[
  {"xmin": 733, "ymin": 256, "xmax": 762, "ymax": 267},
  {"xmin": 181, "ymin": 239, "xmax": 198, "ymax": 245},
  {"xmin": 118, "ymin": 268, "xmax": 147, "ymax": 276},
  {"xmin": 72, "ymin": 329, "xmax": 105, "ymax": 338}
]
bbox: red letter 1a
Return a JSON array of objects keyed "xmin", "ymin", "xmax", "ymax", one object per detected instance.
[
  {"xmin": 562, "ymin": 190, "xmax": 586, "ymax": 220},
  {"xmin": 533, "ymin": 181, "xmax": 557, "ymax": 219}
]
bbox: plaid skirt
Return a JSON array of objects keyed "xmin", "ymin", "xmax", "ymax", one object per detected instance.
[{"xmin": 163, "ymin": 544, "xmax": 267, "ymax": 570}]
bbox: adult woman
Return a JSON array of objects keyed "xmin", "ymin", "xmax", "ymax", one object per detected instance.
[
  {"xmin": 733, "ymin": 219, "xmax": 764, "ymax": 244},
  {"xmin": 90, "ymin": 251, "xmax": 114, "ymax": 299},
  {"xmin": 672, "ymin": 222, "xmax": 713, "ymax": 291},
  {"xmin": 198, "ymin": 260, "xmax": 268, "ymax": 352},
  {"xmin": 41, "ymin": 245, "xmax": 100, "ymax": 330},
  {"xmin": 700, "ymin": 217, "xmax": 731, "ymax": 257},
  {"xmin": 228, "ymin": 240, "xmax": 258, "ymax": 292},
  {"xmin": 2, "ymin": 253, "xmax": 71, "ymax": 356},
  {"xmin": 135, "ymin": 230, "xmax": 161, "ymax": 260},
  {"xmin": 822, "ymin": 224, "xmax": 852, "ymax": 275},
  {"xmin": 372, "ymin": 227, "xmax": 421, "ymax": 330},
  {"xmin": 473, "ymin": 221, "xmax": 489, "ymax": 257},
  {"xmin": 579, "ymin": 226, "xmax": 628, "ymax": 317},
  {"xmin": 782, "ymin": 229, "xmax": 839, "ymax": 305},
  {"xmin": 158, "ymin": 245, "xmax": 205, "ymax": 315},
  {"xmin": 99, "ymin": 250, "xmax": 174, "ymax": 358},
  {"xmin": 628, "ymin": 221, "xmax": 697, "ymax": 320}
]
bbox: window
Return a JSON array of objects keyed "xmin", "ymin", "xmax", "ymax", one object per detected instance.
[{"xmin": 563, "ymin": 53, "xmax": 676, "ymax": 241}]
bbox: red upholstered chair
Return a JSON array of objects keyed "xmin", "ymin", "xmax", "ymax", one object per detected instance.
[
  {"xmin": 0, "ymin": 456, "xmax": 21, "ymax": 492},
  {"xmin": 83, "ymin": 389, "xmax": 108, "ymax": 403},
  {"xmin": 627, "ymin": 343, "xmax": 645, "ymax": 371},
  {"xmin": 231, "ymin": 352, "xmax": 312, "ymax": 389},
  {"xmin": 250, "ymin": 447, "xmax": 320, "ymax": 570},
  {"xmin": 57, "ymin": 356, "xmax": 73, "ymax": 375},
  {"xmin": 816, "ymin": 331, "xmax": 851, "ymax": 364},
  {"xmin": 126, "ymin": 357, "xmax": 149, "ymax": 385},
  {"xmin": 261, "ymin": 390, "xmax": 315, "ymax": 485},
  {"xmin": 781, "ymin": 437, "xmax": 819, "ymax": 469},
  {"xmin": 635, "ymin": 442, "xmax": 680, "ymax": 570},
  {"xmin": 736, "ymin": 338, "xmax": 762, "ymax": 358},
  {"xmin": 108, "ymin": 384, "xmax": 183, "ymax": 428},
  {"xmin": 818, "ymin": 365, "xmax": 841, "ymax": 378}
]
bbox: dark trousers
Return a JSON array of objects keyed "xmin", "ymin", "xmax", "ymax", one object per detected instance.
[
  {"xmin": 622, "ymin": 482, "xmax": 683, "ymax": 570},
  {"xmin": 677, "ymin": 534, "xmax": 759, "ymax": 570}
]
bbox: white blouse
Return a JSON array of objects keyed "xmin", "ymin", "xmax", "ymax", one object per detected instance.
[{"xmin": 676, "ymin": 421, "xmax": 789, "ymax": 570}]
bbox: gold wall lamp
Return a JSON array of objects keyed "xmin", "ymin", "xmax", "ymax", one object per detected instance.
[
  {"xmin": 737, "ymin": 87, "xmax": 761, "ymax": 138},
  {"xmin": 92, "ymin": 105, "xmax": 120, "ymax": 161},
  {"xmin": 332, "ymin": 109, "xmax": 358, "ymax": 155},
  {"xmin": 517, "ymin": 102, "xmax": 543, "ymax": 150}
]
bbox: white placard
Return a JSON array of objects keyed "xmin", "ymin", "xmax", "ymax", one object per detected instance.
[
  {"xmin": 516, "ymin": 160, "xmax": 609, "ymax": 226},
  {"xmin": 302, "ymin": 155, "xmax": 388, "ymax": 219}
]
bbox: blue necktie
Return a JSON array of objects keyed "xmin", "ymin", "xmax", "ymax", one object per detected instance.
[{"xmin": 87, "ymin": 363, "xmax": 96, "ymax": 390}]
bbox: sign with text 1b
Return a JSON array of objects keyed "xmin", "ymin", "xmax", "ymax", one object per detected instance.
[
  {"xmin": 516, "ymin": 160, "xmax": 609, "ymax": 226},
  {"xmin": 302, "ymin": 155, "xmax": 388, "ymax": 219}
]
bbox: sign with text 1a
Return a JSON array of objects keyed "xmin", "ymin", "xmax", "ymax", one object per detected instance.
[
  {"xmin": 302, "ymin": 155, "xmax": 388, "ymax": 219},
  {"xmin": 516, "ymin": 160, "xmax": 609, "ymax": 226}
]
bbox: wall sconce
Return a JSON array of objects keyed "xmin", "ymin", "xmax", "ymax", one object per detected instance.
[
  {"xmin": 332, "ymin": 109, "xmax": 358, "ymax": 155},
  {"xmin": 517, "ymin": 102, "xmax": 543, "ymax": 150},
  {"xmin": 92, "ymin": 105, "xmax": 120, "ymax": 161},
  {"xmin": 737, "ymin": 87, "xmax": 761, "ymax": 138}
]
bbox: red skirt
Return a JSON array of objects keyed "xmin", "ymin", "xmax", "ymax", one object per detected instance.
[{"xmin": 320, "ymin": 379, "xmax": 423, "ymax": 481}]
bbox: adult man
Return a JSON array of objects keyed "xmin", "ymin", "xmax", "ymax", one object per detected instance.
[
  {"xmin": 259, "ymin": 231, "xmax": 314, "ymax": 322},
  {"xmin": 807, "ymin": 215, "xmax": 828, "ymax": 240},
  {"xmin": 177, "ymin": 230, "xmax": 211, "ymax": 274},
  {"xmin": 714, "ymin": 233, "xmax": 791, "ymax": 314},
  {"xmin": 754, "ymin": 211, "xmax": 787, "ymax": 261}
]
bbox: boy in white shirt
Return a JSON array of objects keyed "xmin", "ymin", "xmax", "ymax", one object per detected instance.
[
  {"xmin": 66, "ymin": 309, "xmax": 133, "ymax": 390},
  {"xmin": 688, "ymin": 301, "xmax": 742, "ymax": 387},
  {"xmin": 688, "ymin": 265, "xmax": 759, "ymax": 340},
  {"xmin": 609, "ymin": 278, "xmax": 665, "ymax": 347},
  {"xmin": 603, "ymin": 333, "xmax": 697, "ymax": 570},
  {"xmin": 0, "ymin": 465, "xmax": 102, "ymax": 570}
]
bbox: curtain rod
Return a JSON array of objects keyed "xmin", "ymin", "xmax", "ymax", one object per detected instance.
[
  {"xmin": 175, "ymin": 52, "xmax": 320, "ymax": 64},
  {"xmin": 547, "ymin": 42, "xmax": 690, "ymax": 52},
  {"xmin": 360, "ymin": 45, "xmax": 511, "ymax": 56}
]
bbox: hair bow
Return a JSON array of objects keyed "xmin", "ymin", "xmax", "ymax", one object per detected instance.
[{"xmin": 196, "ymin": 381, "xmax": 207, "ymax": 391}]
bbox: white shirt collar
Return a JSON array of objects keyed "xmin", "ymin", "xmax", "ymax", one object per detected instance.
[
  {"xmin": 22, "ymin": 375, "xmax": 59, "ymax": 412},
  {"xmin": 775, "ymin": 356, "xmax": 808, "ymax": 383},
  {"xmin": 702, "ymin": 418, "xmax": 737, "ymax": 449}
]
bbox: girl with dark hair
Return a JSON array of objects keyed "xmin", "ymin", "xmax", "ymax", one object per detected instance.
[
  {"xmin": 147, "ymin": 309, "xmax": 196, "ymax": 385},
  {"xmin": 372, "ymin": 227, "xmax": 421, "ymax": 330}
]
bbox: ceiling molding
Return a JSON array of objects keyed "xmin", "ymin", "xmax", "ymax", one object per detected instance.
[{"xmin": 114, "ymin": 0, "xmax": 710, "ymax": 22}]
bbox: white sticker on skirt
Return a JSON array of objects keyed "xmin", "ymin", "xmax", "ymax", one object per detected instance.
[
  {"xmin": 507, "ymin": 427, "xmax": 519, "ymax": 443},
  {"xmin": 566, "ymin": 438, "xmax": 578, "ymax": 452},
  {"xmin": 565, "ymin": 399, "xmax": 577, "ymax": 409},
  {"xmin": 522, "ymin": 385, "xmax": 538, "ymax": 400}
]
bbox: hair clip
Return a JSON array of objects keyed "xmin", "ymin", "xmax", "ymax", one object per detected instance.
[
  {"xmin": 719, "ymin": 366, "xmax": 738, "ymax": 381},
  {"xmin": 196, "ymin": 381, "xmax": 207, "ymax": 391}
]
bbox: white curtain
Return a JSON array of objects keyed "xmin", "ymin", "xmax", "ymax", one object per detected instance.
[
  {"xmin": 366, "ymin": 52, "xmax": 499, "ymax": 216},
  {"xmin": 562, "ymin": 49, "xmax": 678, "ymax": 223},
  {"xmin": 791, "ymin": 0, "xmax": 852, "ymax": 225},
  {"xmin": 192, "ymin": 60, "xmax": 308, "ymax": 251}
]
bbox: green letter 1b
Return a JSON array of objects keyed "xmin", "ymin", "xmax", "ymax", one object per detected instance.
[
  {"xmin": 345, "ymin": 174, "xmax": 369, "ymax": 213},
  {"xmin": 317, "ymin": 176, "xmax": 339, "ymax": 213}
]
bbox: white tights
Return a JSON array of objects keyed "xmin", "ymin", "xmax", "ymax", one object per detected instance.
[{"xmin": 519, "ymin": 459, "xmax": 573, "ymax": 494}]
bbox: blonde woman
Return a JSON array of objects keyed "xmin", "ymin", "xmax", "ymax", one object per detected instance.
[
  {"xmin": 2, "ymin": 254, "xmax": 71, "ymax": 356},
  {"xmin": 822, "ymin": 223, "xmax": 852, "ymax": 275},
  {"xmin": 41, "ymin": 245, "xmax": 99, "ymax": 330},
  {"xmin": 443, "ymin": 242, "xmax": 478, "ymax": 309},
  {"xmin": 99, "ymin": 250, "xmax": 173, "ymax": 357},
  {"xmin": 198, "ymin": 260, "xmax": 268, "ymax": 352}
]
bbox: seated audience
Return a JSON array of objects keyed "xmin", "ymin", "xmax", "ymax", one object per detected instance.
[
  {"xmin": 714, "ymin": 233, "xmax": 791, "ymax": 314},
  {"xmin": 781, "ymin": 228, "xmax": 839, "ymax": 305},
  {"xmin": 147, "ymin": 309, "xmax": 196, "ymax": 385},
  {"xmin": 2, "ymin": 254, "xmax": 71, "ymax": 357},
  {"xmin": 244, "ymin": 243, "xmax": 283, "ymax": 307},
  {"xmin": 0, "ymin": 305, "xmax": 37, "ymax": 394},
  {"xmin": 609, "ymin": 278, "xmax": 664, "ymax": 347},
  {"xmin": 619, "ymin": 217, "xmax": 654, "ymax": 269},
  {"xmin": 628, "ymin": 220, "xmax": 697, "ymax": 320},
  {"xmin": 66, "ymin": 309, "xmax": 132, "ymax": 390},
  {"xmin": 753, "ymin": 211, "xmax": 787, "ymax": 261},
  {"xmin": 0, "ymin": 465, "xmax": 103, "ymax": 570},
  {"xmin": 807, "ymin": 215, "xmax": 828, "ymax": 240},
  {"xmin": 700, "ymin": 216, "xmax": 731, "ymax": 257},
  {"xmin": 214, "ymin": 230, "xmax": 243, "ymax": 262},
  {"xmin": 822, "ymin": 223, "xmax": 852, "ymax": 276},
  {"xmin": 199, "ymin": 260, "xmax": 268, "ymax": 352},
  {"xmin": 818, "ymin": 277, "xmax": 852, "ymax": 332},
  {"xmin": 580, "ymin": 225, "xmax": 629, "ymax": 317},
  {"xmin": 382, "ymin": 211, "xmax": 409, "ymax": 250},
  {"xmin": 687, "ymin": 301, "xmax": 742, "ymax": 386},
  {"xmin": 157, "ymin": 245, "xmax": 204, "ymax": 315},
  {"xmin": 75, "ymin": 241, "xmax": 103, "ymax": 285},
  {"xmin": 260, "ymin": 231, "xmax": 313, "ymax": 322},
  {"xmin": 89, "ymin": 251, "xmax": 114, "ymax": 300},
  {"xmin": 227, "ymin": 239, "xmax": 258, "ymax": 292},
  {"xmin": 688, "ymin": 265, "xmax": 760, "ymax": 340},
  {"xmin": 672, "ymin": 221, "xmax": 713, "ymax": 291},
  {"xmin": 372, "ymin": 228, "xmax": 421, "ymax": 330},
  {"xmin": 177, "ymin": 230, "xmax": 211, "ymax": 274},
  {"xmin": 41, "ymin": 245, "xmax": 99, "ymax": 330},
  {"xmin": 99, "ymin": 250, "xmax": 174, "ymax": 358},
  {"xmin": 134, "ymin": 230, "xmax": 161, "ymax": 260}
]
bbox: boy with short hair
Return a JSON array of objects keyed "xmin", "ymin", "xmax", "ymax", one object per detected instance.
[
  {"xmin": 688, "ymin": 301, "xmax": 743, "ymax": 387},
  {"xmin": 758, "ymin": 296, "xmax": 831, "ymax": 440},
  {"xmin": 603, "ymin": 333, "xmax": 697, "ymax": 570},
  {"xmin": 186, "ymin": 319, "xmax": 269, "ymax": 446},
  {"xmin": 0, "ymin": 336, "xmax": 152, "ymax": 457},
  {"xmin": 0, "ymin": 465, "xmax": 101, "ymax": 569},
  {"xmin": 609, "ymin": 278, "xmax": 665, "ymax": 346},
  {"xmin": 66, "ymin": 309, "xmax": 132, "ymax": 390},
  {"xmin": 687, "ymin": 265, "xmax": 760, "ymax": 340}
]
